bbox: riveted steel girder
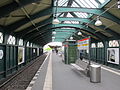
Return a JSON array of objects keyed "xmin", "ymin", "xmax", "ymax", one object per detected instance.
[
  {"xmin": 53, "ymin": 24, "xmax": 108, "ymax": 40},
  {"xmin": 58, "ymin": 17, "xmax": 120, "ymax": 39},
  {"xmin": 53, "ymin": 7, "xmax": 120, "ymax": 24}
]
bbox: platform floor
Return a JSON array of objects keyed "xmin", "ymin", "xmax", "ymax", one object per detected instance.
[{"xmin": 26, "ymin": 52, "xmax": 120, "ymax": 90}]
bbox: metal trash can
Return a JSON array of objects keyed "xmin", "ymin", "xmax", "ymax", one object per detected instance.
[{"xmin": 89, "ymin": 64, "xmax": 101, "ymax": 83}]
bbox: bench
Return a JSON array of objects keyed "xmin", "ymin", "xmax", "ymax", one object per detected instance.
[{"xmin": 71, "ymin": 59, "xmax": 89, "ymax": 76}]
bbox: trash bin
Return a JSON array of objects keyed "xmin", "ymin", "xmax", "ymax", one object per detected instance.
[{"xmin": 89, "ymin": 64, "xmax": 101, "ymax": 83}]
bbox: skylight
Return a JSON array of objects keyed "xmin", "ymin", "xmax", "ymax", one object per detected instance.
[
  {"xmin": 64, "ymin": 21, "xmax": 79, "ymax": 24},
  {"xmin": 98, "ymin": 0, "xmax": 106, "ymax": 4}
]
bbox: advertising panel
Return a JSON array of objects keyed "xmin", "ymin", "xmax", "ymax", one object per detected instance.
[
  {"xmin": 18, "ymin": 47, "xmax": 25, "ymax": 65},
  {"xmin": 37, "ymin": 48, "xmax": 39, "ymax": 56},
  {"xmin": 107, "ymin": 48, "xmax": 119, "ymax": 64}
]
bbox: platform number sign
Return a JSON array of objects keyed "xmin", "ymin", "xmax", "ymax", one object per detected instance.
[{"xmin": 0, "ymin": 50, "xmax": 3, "ymax": 59}]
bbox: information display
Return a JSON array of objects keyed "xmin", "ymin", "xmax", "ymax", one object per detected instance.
[{"xmin": 77, "ymin": 38, "xmax": 90, "ymax": 50}]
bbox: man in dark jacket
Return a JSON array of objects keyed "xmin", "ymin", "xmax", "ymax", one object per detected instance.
[{"xmin": 80, "ymin": 50, "xmax": 83, "ymax": 60}]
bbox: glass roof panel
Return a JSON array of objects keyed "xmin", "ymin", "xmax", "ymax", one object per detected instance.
[
  {"xmin": 71, "ymin": 1, "xmax": 79, "ymax": 7},
  {"xmin": 64, "ymin": 21, "xmax": 79, "ymax": 24},
  {"xmin": 98, "ymin": 0, "xmax": 106, "ymax": 4},
  {"xmin": 89, "ymin": 0, "xmax": 99, "ymax": 7},
  {"xmin": 57, "ymin": 0, "xmax": 69, "ymax": 6},
  {"xmin": 74, "ymin": 12, "xmax": 88, "ymax": 18},
  {"xmin": 78, "ymin": 0, "xmax": 91, "ymax": 8},
  {"xmin": 84, "ymin": 0, "xmax": 97, "ymax": 8},
  {"xmin": 66, "ymin": 13, "xmax": 74, "ymax": 17},
  {"xmin": 64, "ymin": 21, "xmax": 72, "ymax": 24}
]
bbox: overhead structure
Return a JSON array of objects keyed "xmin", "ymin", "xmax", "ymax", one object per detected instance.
[
  {"xmin": 0, "ymin": 0, "xmax": 119, "ymax": 46},
  {"xmin": 52, "ymin": 0, "xmax": 120, "ymax": 42}
]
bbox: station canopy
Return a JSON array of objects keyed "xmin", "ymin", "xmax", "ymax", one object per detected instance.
[{"xmin": 0, "ymin": 0, "xmax": 120, "ymax": 46}]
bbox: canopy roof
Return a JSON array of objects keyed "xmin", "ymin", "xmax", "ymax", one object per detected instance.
[{"xmin": 0, "ymin": 0, "xmax": 120, "ymax": 46}]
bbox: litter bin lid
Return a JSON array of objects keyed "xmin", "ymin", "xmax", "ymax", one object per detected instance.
[{"xmin": 90, "ymin": 64, "xmax": 101, "ymax": 68}]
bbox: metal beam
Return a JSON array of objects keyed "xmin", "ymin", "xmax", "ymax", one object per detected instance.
[
  {"xmin": 53, "ymin": 24, "xmax": 108, "ymax": 40},
  {"xmin": 57, "ymin": 17, "xmax": 120, "ymax": 39},
  {"xmin": 54, "ymin": 7, "xmax": 120, "ymax": 24},
  {"xmin": 0, "ymin": 0, "xmax": 43, "ymax": 18},
  {"xmin": 61, "ymin": 0, "xmax": 73, "ymax": 23}
]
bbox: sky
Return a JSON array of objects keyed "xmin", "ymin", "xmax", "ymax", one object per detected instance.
[{"xmin": 43, "ymin": 42, "xmax": 62, "ymax": 52}]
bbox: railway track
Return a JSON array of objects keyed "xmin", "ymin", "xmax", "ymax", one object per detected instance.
[{"xmin": 0, "ymin": 54, "xmax": 47, "ymax": 90}]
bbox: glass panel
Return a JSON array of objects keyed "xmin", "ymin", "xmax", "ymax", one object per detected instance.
[
  {"xmin": 12, "ymin": 36, "xmax": 15, "ymax": 45},
  {"xmin": 19, "ymin": 39, "xmax": 23, "ymax": 46},
  {"xmin": 79, "ymin": 0, "xmax": 91, "ymax": 8},
  {"xmin": 30, "ymin": 43, "xmax": 33, "ymax": 47},
  {"xmin": 66, "ymin": 13, "xmax": 74, "ymax": 17},
  {"xmin": 59, "ymin": 13, "xmax": 64, "ymax": 17},
  {"xmin": 109, "ymin": 40, "xmax": 119, "ymax": 47},
  {"xmin": 89, "ymin": 0, "xmax": 99, "ymax": 7},
  {"xmin": 7, "ymin": 35, "xmax": 16, "ymax": 45},
  {"xmin": 57, "ymin": 0, "xmax": 69, "ymax": 6},
  {"xmin": 91, "ymin": 43, "xmax": 96, "ymax": 48},
  {"xmin": 64, "ymin": 20, "xmax": 79, "ymax": 24},
  {"xmin": 97, "ymin": 42, "xmax": 104, "ymax": 47},
  {"xmin": 27, "ymin": 41, "xmax": 29, "ymax": 47},
  {"xmin": 71, "ymin": 1, "xmax": 79, "ymax": 7},
  {"xmin": 85, "ymin": 0, "xmax": 97, "ymax": 8},
  {"xmin": 74, "ymin": 12, "xmax": 88, "ymax": 18},
  {"xmin": 64, "ymin": 21, "xmax": 72, "ymax": 24},
  {"xmin": 74, "ymin": 0, "xmax": 85, "ymax": 7},
  {"xmin": 0, "ymin": 32, "xmax": 3, "ymax": 43},
  {"xmin": 98, "ymin": 0, "xmax": 105, "ymax": 4}
]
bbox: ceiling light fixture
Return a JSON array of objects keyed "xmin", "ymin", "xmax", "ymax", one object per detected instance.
[
  {"xmin": 78, "ymin": 32, "xmax": 82, "ymax": 35},
  {"xmin": 52, "ymin": 37, "xmax": 55, "ymax": 39},
  {"xmin": 52, "ymin": 0, "xmax": 60, "ymax": 24},
  {"xmin": 70, "ymin": 36, "xmax": 73, "ymax": 40},
  {"xmin": 52, "ymin": 18, "xmax": 60, "ymax": 24},
  {"xmin": 95, "ymin": 16, "xmax": 102, "ymax": 26},
  {"xmin": 52, "ymin": 31, "xmax": 56, "ymax": 35}
]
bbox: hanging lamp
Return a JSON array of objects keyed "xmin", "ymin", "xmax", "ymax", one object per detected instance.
[
  {"xmin": 52, "ymin": 0, "xmax": 60, "ymax": 24},
  {"xmin": 78, "ymin": 32, "xmax": 82, "ymax": 35},
  {"xmin": 95, "ymin": 16, "xmax": 102, "ymax": 26}
]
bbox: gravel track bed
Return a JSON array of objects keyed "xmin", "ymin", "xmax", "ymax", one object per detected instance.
[{"xmin": 0, "ymin": 54, "xmax": 47, "ymax": 90}]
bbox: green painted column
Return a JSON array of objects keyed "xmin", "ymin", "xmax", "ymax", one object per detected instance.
[
  {"xmin": 4, "ymin": 34, "xmax": 9, "ymax": 78},
  {"xmin": 67, "ymin": 41, "xmax": 77, "ymax": 64},
  {"xmin": 104, "ymin": 41, "xmax": 108, "ymax": 65}
]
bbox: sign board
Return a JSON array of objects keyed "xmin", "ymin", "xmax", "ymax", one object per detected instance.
[
  {"xmin": 77, "ymin": 38, "xmax": 90, "ymax": 50},
  {"xmin": 107, "ymin": 48, "xmax": 119, "ymax": 64}
]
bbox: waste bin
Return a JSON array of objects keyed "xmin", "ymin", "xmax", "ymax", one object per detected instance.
[{"xmin": 89, "ymin": 64, "xmax": 101, "ymax": 83}]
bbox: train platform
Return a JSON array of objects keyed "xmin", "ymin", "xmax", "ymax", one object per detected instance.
[{"xmin": 26, "ymin": 52, "xmax": 120, "ymax": 90}]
